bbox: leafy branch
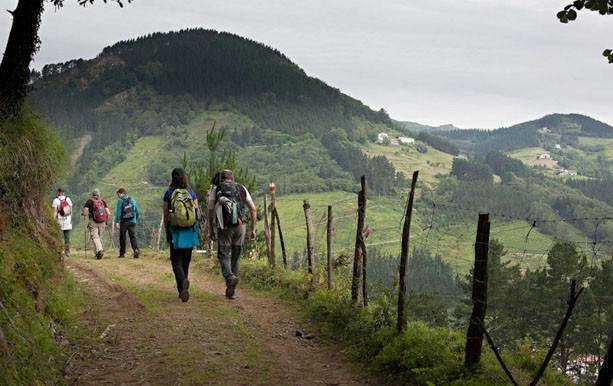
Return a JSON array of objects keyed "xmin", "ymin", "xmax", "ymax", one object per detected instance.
[{"xmin": 557, "ymin": 0, "xmax": 613, "ymax": 63}]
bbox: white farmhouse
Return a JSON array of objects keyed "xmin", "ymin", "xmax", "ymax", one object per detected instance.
[
  {"xmin": 377, "ymin": 132, "xmax": 390, "ymax": 144},
  {"xmin": 556, "ymin": 168, "xmax": 578, "ymax": 177},
  {"xmin": 537, "ymin": 153, "xmax": 551, "ymax": 160},
  {"xmin": 397, "ymin": 136, "xmax": 415, "ymax": 145},
  {"xmin": 555, "ymin": 144, "xmax": 562, "ymax": 149}
]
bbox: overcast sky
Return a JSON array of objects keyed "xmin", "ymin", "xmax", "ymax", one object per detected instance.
[{"xmin": 1, "ymin": 0, "xmax": 612, "ymax": 128}]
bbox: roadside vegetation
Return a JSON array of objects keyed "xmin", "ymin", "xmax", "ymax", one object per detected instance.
[{"xmin": 0, "ymin": 108, "xmax": 86, "ymax": 384}]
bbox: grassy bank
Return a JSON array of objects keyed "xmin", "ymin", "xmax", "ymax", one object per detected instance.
[
  {"xmin": 0, "ymin": 108, "xmax": 86, "ymax": 384},
  {"xmin": 232, "ymin": 258, "xmax": 571, "ymax": 385}
]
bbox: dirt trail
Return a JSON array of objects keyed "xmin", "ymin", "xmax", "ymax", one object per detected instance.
[
  {"xmin": 65, "ymin": 252, "xmax": 383, "ymax": 386},
  {"xmin": 71, "ymin": 135, "xmax": 92, "ymax": 166}
]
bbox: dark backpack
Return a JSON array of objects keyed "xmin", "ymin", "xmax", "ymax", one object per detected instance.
[
  {"xmin": 215, "ymin": 181, "xmax": 246, "ymax": 229},
  {"xmin": 91, "ymin": 197, "xmax": 108, "ymax": 223},
  {"xmin": 121, "ymin": 196, "xmax": 135, "ymax": 221}
]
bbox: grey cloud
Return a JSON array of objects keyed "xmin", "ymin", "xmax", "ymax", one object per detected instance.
[{"xmin": 1, "ymin": 0, "xmax": 611, "ymax": 128}]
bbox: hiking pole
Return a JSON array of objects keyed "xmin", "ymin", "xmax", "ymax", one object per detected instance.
[{"xmin": 108, "ymin": 221, "xmax": 116, "ymax": 251}]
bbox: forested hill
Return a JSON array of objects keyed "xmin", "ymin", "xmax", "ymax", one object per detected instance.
[
  {"xmin": 29, "ymin": 28, "xmax": 403, "ymax": 199},
  {"xmin": 435, "ymin": 113, "xmax": 613, "ymax": 153},
  {"xmin": 29, "ymin": 28, "xmax": 390, "ymax": 143}
]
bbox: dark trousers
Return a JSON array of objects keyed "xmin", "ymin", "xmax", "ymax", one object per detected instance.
[
  {"xmin": 62, "ymin": 230, "xmax": 71, "ymax": 252},
  {"xmin": 119, "ymin": 222, "xmax": 139, "ymax": 255},
  {"xmin": 217, "ymin": 224, "xmax": 245, "ymax": 281},
  {"xmin": 170, "ymin": 246, "xmax": 192, "ymax": 293}
]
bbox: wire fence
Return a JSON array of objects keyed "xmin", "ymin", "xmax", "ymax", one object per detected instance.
[{"xmin": 246, "ymin": 188, "xmax": 613, "ymax": 384}]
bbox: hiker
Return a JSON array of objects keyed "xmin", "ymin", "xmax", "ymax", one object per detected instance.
[
  {"xmin": 82, "ymin": 188, "xmax": 110, "ymax": 260},
  {"xmin": 115, "ymin": 188, "xmax": 140, "ymax": 259},
  {"xmin": 207, "ymin": 170, "xmax": 257, "ymax": 299},
  {"xmin": 52, "ymin": 187, "xmax": 73, "ymax": 256},
  {"xmin": 163, "ymin": 168, "xmax": 200, "ymax": 303}
]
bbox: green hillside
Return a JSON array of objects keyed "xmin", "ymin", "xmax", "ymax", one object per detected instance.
[
  {"xmin": 28, "ymin": 28, "xmax": 613, "ymax": 270},
  {"xmin": 437, "ymin": 113, "xmax": 613, "ymax": 154},
  {"xmin": 30, "ymin": 29, "xmax": 407, "ymax": 200},
  {"xmin": 29, "ymin": 28, "xmax": 390, "ymax": 146},
  {"xmin": 364, "ymin": 143, "xmax": 454, "ymax": 187}
]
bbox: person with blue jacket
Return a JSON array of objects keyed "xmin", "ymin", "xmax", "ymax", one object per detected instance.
[
  {"xmin": 115, "ymin": 187, "xmax": 140, "ymax": 258},
  {"xmin": 163, "ymin": 168, "xmax": 200, "ymax": 303}
]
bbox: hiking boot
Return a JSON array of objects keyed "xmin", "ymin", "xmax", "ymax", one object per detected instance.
[
  {"xmin": 226, "ymin": 274, "xmax": 239, "ymax": 299},
  {"xmin": 180, "ymin": 279, "xmax": 190, "ymax": 303},
  {"xmin": 118, "ymin": 254, "xmax": 125, "ymax": 258},
  {"xmin": 133, "ymin": 249, "xmax": 140, "ymax": 259},
  {"xmin": 64, "ymin": 249, "xmax": 71, "ymax": 257}
]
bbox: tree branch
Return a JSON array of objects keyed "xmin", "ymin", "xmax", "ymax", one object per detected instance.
[
  {"xmin": 530, "ymin": 280, "xmax": 584, "ymax": 386},
  {"xmin": 472, "ymin": 317, "xmax": 518, "ymax": 386}
]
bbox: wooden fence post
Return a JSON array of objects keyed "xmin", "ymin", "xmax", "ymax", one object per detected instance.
[
  {"xmin": 362, "ymin": 236, "xmax": 368, "ymax": 307},
  {"xmin": 326, "ymin": 205, "xmax": 333, "ymax": 290},
  {"xmin": 263, "ymin": 194, "xmax": 272, "ymax": 265},
  {"xmin": 269, "ymin": 181, "xmax": 276, "ymax": 268},
  {"xmin": 530, "ymin": 280, "xmax": 584, "ymax": 386},
  {"xmin": 84, "ymin": 222, "xmax": 88, "ymax": 252},
  {"xmin": 464, "ymin": 212, "xmax": 491, "ymax": 368},
  {"xmin": 397, "ymin": 171, "xmax": 419, "ymax": 333},
  {"xmin": 303, "ymin": 200, "xmax": 315, "ymax": 276},
  {"xmin": 274, "ymin": 208, "xmax": 288, "ymax": 269},
  {"xmin": 596, "ymin": 332, "xmax": 613, "ymax": 386},
  {"xmin": 156, "ymin": 217, "xmax": 163, "ymax": 250},
  {"xmin": 351, "ymin": 176, "xmax": 367, "ymax": 304}
]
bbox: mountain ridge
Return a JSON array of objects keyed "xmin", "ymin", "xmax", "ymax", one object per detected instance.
[{"xmin": 29, "ymin": 28, "xmax": 391, "ymax": 144}]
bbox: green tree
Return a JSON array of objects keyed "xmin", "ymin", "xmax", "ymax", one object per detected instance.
[
  {"xmin": 0, "ymin": 0, "xmax": 128, "ymax": 121},
  {"xmin": 557, "ymin": 1, "xmax": 613, "ymax": 63}
]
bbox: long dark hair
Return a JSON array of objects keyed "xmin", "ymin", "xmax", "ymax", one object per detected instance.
[{"xmin": 170, "ymin": 167, "xmax": 189, "ymax": 189}]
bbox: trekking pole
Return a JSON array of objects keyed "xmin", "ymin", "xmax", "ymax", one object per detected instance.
[
  {"xmin": 108, "ymin": 223, "xmax": 116, "ymax": 251},
  {"xmin": 84, "ymin": 221, "xmax": 88, "ymax": 253}
]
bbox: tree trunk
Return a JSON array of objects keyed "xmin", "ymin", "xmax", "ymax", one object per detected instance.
[
  {"xmin": 530, "ymin": 280, "xmax": 584, "ymax": 386},
  {"xmin": 596, "ymin": 332, "xmax": 613, "ymax": 386},
  {"xmin": 0, "ymin": 0, "xmax": 45, "ymax": 120},
  {"xmin": 397, "ymin": 171, "xmax": 418, "ymax": 333}
]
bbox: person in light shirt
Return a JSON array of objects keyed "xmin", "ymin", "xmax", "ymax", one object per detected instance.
[{"xmin": 52, "ymin": 187, "xmax": 73, "ymax": 256}]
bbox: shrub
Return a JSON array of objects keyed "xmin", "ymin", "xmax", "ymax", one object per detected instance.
[{"xmin": 234, "ymin": 258, "xmax": 574, "ymax": 385}]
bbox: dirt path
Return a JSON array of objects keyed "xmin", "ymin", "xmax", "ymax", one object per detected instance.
[
  {"xmin": 71, "ymin": 135, "xmax": 92, "ymax": 166},
  {"xmin": 65, "ymin": 252, "xmax": 383, "ymax": 386}
]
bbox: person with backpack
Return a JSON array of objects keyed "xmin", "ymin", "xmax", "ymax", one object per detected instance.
[
  {"xmin": 207, "ymin": 170, "xmax": 257, "ymax": 300},
  {"xmin": 163, "ymin": 168, "xmax": 200, "ymax": 303},
  {"xmin": 52, "ymin": 187, "xmax": 73, "ymax": 256},
  {"xmin": 114, "ymin": 188, "xmax": 140, "ymax": 259},
  {"xmin": 82, "ymin": 188, "xmax": 110, "ymax": 260}
]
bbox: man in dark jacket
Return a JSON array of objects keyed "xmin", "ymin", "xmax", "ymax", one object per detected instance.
[{"xmin": 115, "ymin": 188, "xmax": 140, "ymax": 258}]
